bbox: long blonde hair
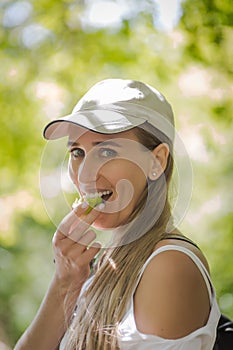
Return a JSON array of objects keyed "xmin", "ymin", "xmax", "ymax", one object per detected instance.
[{"xmin": 64, "ymin": 123, "xmax": 176, "ymax": 349}]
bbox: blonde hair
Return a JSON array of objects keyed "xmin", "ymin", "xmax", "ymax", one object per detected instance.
[{"xmin": 64, "ymin": 123, "xmax": 176, "ymax": 349}]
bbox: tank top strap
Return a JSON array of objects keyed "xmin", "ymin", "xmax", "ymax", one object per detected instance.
[{"xmin": 134, "ymin": 245, "xmax": 213, "ymax": 304}]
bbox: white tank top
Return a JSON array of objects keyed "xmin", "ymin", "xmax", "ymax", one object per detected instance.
[{"xmin": 117, "ymin": 245, "xmax": 221, "ymax": 350}]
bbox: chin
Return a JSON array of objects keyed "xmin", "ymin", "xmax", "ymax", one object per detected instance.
[
  {"xmin": 92, "ymin": 215, "xmax": 121, "ymax": 230},
  {"xmin": 92, "ymin": 221, "xmax": 116, "ymax": 230}
]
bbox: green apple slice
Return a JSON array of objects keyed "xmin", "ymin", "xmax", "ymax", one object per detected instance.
[
  {"xmin": 86, "ymin": 196, "xmax": 103, "ymax": 208},
  {"xmin": 85, "ymin": 196, "xmax": 103, "ymax": 214},
  {"xmin": 72, "ymin": 196, "xmax": 103, "ymax": 213}
]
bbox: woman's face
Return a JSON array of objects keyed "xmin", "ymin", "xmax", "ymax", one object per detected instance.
[{"xmin": 68, "ymin": 128, "xmax": 152, "ymax": 229}]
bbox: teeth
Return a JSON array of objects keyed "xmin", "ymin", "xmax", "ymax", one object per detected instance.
[{"xmin": 84, "ymin": 190, "xmax": 111, "ymax": 200}]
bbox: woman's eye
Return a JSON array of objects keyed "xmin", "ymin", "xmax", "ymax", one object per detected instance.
[
  {"xmin": 99, "ymin": 148, "xmax": 117, "ymax": 158},
  {"xmin": 70, "ymin": 148, "xmax": 85, "ymax": 158}
]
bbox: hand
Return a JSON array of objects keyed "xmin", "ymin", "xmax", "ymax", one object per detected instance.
[{"xmin": 52, "ymin": 203, "xmax": 102, "ymax": 296}]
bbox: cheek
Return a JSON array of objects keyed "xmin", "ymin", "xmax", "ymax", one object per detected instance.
[
  {"xmin": 131, "ymin": 168, "xmax": 147, "ymax": 198},
  {"xmin": 125, "ymin": 165, "xmax": 147, "ymax": 204},
  {"xmin": 104, "ymin": 161, "xmax": 147, "ymax": 192},
  {"xmin": 68, "ymin": 158, "xmax": 79, "ymax": 184}
]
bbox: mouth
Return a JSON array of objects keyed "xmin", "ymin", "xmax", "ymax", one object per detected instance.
[
  {"xmin": 72, "ymin": 190, "xmax": 113, "ymax": 210},
  {"xmin": 84, "ymin": 190, "xmax": 113, "ymax": 203}
]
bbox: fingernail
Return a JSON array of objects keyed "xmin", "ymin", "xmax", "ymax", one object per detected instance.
[
  {"xmin": 96, "ymin": 202, "xmax": 105, "ymax": 210},
  {"xmin": 72, "ymin": 198, "xmax": 79, "ymax": 209},
  {"xmin": 92, "ymin": 241, "xmax": 102, "ymax": 248},
  {"xmin": 81, "ymin": 201, "xmax": 88, "ymax": 209}
]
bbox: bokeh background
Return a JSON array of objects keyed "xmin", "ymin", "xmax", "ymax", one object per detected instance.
[{"xmin": 0, "ymin": 0, "xmax": 232, "ymax": 348}]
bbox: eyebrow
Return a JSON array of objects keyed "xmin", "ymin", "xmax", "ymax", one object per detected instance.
[{"xmin": 67, "ymin": 140, "xmax": 122, "ymax": 148}]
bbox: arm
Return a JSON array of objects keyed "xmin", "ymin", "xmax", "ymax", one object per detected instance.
[
  {"xmin": 134, "ymin": 249, "xmax": 211, "ymax": 339},
  {"xmin": 14, "ymin": 274, "xmax": 80, "ymax": 350},
  {"xmin": 14, "ymin": 204, "xmax": 102, "ymax": 350}
]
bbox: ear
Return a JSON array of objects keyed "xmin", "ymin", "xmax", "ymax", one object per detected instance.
[{"xmin": 148, "ymin": 143, "xmax": 170, "ymax": 181}]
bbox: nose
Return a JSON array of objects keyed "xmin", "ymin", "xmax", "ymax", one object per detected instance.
[
  {"xmin": 78, "ymin": 154, "xmax": 98, "ymax": 184},
  {"xmin": 69, "ymin": 149, "xmax": 100, "ymax": 188}
]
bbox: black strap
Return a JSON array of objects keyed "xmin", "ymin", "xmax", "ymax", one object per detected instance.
[
  {"xmin": 161, "ymin": 233, "xmax": 200, "ymax": 249},
  {"xmin": 214, "ymin": 314, "xmax": 233, "ymax": 350}
]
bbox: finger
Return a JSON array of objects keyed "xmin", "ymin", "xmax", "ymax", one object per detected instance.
[
  {"xmin": 67, "ymin": 202, "xmax": 105, "ymax": 241},
  {"xmin": 56, "ymin": 202, "xmax": 93, "ymax": 238},
  {"xmin": 63, "ymin": 231, "xmax": 98, "ymax": 260},
  {"xmin": 77, "ymin": 242, "xmax": 102, "ymax": 266},
  {"xmin": 56, "ymin": 206, "xmax": 84, "ymax": 237},
  {"xmin": 67, "ymin": 228, "xmax": 95, "ymax": 247},
  {"xmin": 67, "ymin": 212, "xmax": 98, "ymax": 242},
  {"xmin": 76, "ymin": 230, "xmax": 97, "ymax": 247}
]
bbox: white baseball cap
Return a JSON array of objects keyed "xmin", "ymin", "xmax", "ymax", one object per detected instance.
[{"xmin": 43, "ymin": 79, "xmax": 175, "ymax": 141}]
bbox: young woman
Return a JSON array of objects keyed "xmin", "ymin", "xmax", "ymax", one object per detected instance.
[{"xmin": 15, "ymin": 79, "xmax": 221, "ymax": 350}]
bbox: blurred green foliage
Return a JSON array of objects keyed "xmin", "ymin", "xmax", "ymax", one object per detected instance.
[{"xmin": 0, "ymin": 0, "xmax": 232, "ymax": 347}]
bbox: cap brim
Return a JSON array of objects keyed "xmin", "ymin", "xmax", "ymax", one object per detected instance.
[{"xmin": 43, "ymin": 109, "xmax": 146, "ymax": 140}]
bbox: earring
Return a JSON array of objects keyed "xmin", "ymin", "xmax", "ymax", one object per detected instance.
[{"xmin": 152, "ymin": 171, "xmax": 157, "ymax": 177}]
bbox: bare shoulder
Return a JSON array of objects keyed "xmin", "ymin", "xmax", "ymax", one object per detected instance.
[
  {"xmin": 134, "ymin": 240, "xmax": 211, "ymax": 339},
  {"xmin": 155, "ymin": 238, "xmax": 210, "ymax": 273}
]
